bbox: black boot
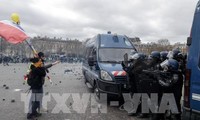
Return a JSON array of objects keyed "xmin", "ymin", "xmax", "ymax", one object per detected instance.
[
  {"xmin": 33, "ymin": 111, "xmax": 42, "ymax": 117},
  {"xmin": 27, "ymin": 113, "xmax": 35, "ymax": 119}
]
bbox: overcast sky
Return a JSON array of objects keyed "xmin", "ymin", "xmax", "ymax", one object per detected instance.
[{"xmin": 0, "ymin": 0, "xmax": 198, "ymax": 43}]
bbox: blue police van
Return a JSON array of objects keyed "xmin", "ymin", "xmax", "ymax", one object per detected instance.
[
  {"xmin": 183, "ymin": 1, "xmax": 200, "ymax": 119},
  {"xmin": 82, "ymin": 32, "xmax": 137, "ymax": 99}
]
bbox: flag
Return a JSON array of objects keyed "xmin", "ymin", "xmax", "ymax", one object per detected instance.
[{"xmin": 0, "ymin": 20, "xmax": 29, "ymax": 44}]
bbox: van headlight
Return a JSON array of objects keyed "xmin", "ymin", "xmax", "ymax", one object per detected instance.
[{"xmin": 100, "ymin": 70, "xmax": 113, "ymax": 81}]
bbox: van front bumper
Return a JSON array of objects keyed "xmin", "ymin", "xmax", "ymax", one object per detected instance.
[{"xmin": 96, "ymin": 79, "xmax": 129, "ymax": 96}]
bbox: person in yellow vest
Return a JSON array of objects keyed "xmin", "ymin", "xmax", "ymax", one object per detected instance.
[{"xmin": 27, "ymin": 54, "xmax": 59, "ymax": 119}]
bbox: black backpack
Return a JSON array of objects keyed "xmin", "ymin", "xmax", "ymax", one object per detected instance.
[
  {"xmin": 27, "ymin": 71, "xmax": 39, "ymax": 87},
  {"xmin": 27, "ymin": 71, "xmax": 33, "ymax": 86}
]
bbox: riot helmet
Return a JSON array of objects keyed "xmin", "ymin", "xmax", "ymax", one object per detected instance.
[
  {"xmin": 150, "ymin": 51, "xmax": 160, "ymax": 61},
  {"xmin": 160, "ymin": 51, "xmax": 168, "ymax": 61},
  {"xmin": 160, "ymin": 59, "xmax": 179, "ymax": 71}
]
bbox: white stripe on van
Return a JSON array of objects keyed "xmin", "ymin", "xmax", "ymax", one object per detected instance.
[
  {"xmin": 112, "ymin": 71, "xmax": 116, "ymax": 75},
  {"xmin": 192, "ymin": 93, "xmax": 200, "ymax": 101},
  {"xmin": 117, "ymin": 71, "xmax": 123, "ymax": 76}
]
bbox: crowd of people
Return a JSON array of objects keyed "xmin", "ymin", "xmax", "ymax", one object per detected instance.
[
  {"xmin": 0, "ymin": 54, "xmax": 83, "ymax": 65},
  {"xmin": 122, "ymin": 48, "xmax": 186, "ymax": 120}
]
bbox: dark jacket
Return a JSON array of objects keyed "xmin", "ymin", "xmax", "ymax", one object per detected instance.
[{"xmin": 29, "ymin": 65, "xmax": 46, "ymax": 89}]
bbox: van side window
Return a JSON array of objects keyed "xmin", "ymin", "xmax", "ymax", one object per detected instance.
[
  {"xmin": 88, "ymin": 48, "xmax": 97, "ymax": 61},
  {"xmin": 83, "ymin": 48, "xmax": 87, "ymax": 59},
  {"xmin": 84, "ymin": 47, "xmax": 92, "ymax": 63},
  {"xmin": 92, "ymin": 48, "xmax": 97, "ymax": 61}
]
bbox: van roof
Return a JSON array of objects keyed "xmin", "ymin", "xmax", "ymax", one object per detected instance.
[
  {"xmin": 99, "ymin": 34, "xmax": 133, "ymax": 48},
  {"xmin": 195, "ymin": 1, "xmax": 200, "ymax": 13}
]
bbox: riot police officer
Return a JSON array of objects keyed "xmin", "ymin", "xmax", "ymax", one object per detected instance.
[{"xmin": 160, "ymin": 51, "xmax": 168, "ymax": 62}]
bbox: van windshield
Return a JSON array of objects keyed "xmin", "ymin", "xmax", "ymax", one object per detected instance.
[
  {"xmin": 98, "ymin": 48, "xmax": 135, "ymax": 62},
  {"xmin": 100, "ymin": 35, "xmax": 133, "ymax": 48}
]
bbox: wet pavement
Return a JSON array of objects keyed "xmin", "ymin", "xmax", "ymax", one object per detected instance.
[{"xmin": 0, "ymin": 63, "xmax": 147, "ymax": 120}]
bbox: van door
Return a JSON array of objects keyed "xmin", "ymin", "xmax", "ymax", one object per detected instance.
[
  {"xmin": 87, "ymin": 48, "xmax": 98, "ymax": 87},
  {"xmin": 189, "ymin": 2, "xmax": 200, "ymax": 111},
  {"xmin": 83, "ymin": 47, "xmax": 92, "ymax": 81}
]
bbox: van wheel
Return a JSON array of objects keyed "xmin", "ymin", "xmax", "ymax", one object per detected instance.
[
  {"xmin": 84, "ymin": 77, "xmax": 88, "ymax": 84},
  {"xmin": 94, "ymin": 85, "xmax": 101, "ymax": 101},
  {"xmin": 83, "ymin": 72, "xmax": 88, "ymax": 84}
]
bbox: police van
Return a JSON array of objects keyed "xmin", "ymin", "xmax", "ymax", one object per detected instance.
[
  {"xmin": 183, "ymin": 1, "xmax": 200, "ymax": 119},
  {"xmin": 82, "ymin": 32, "xmax": 137, "ymax": 99}
]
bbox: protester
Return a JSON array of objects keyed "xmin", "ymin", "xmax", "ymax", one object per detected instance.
[{"xmin": 27, "ymin": 56, "xmax": 59, "ymax": 119}]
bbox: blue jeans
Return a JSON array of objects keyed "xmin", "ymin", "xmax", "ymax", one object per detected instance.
[{"xmin": 28, "ymin": 87, "xmax": 43, "ymax": 114}]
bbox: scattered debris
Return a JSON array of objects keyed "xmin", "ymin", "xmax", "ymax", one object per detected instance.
[
  {"xmin": 5, "ymin": 86, "xmax": 9, "ymax": 89},
  {"xmin": 64, "ymin": 69, "xmax": 72, "ymax": 73},
  {"xmin": 11, "ymin": 99, "xmax": 15, "ymax": 103},
  {"xmin": 52, "ymin": 73, "xmax": 56, "ymax": 75},
  {"xmin": 45, "ymin": 92, "xmax": 49, "ymax": 95}
]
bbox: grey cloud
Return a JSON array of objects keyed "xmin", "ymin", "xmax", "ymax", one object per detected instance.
[{"xmin": 0, "ymin": 0, "xmax": 199, "ymax": 43}]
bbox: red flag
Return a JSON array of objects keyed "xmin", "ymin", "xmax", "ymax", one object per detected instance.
[{"xmin": 0, "ymin": 20, "xmax": 29, "ymax": 44}]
